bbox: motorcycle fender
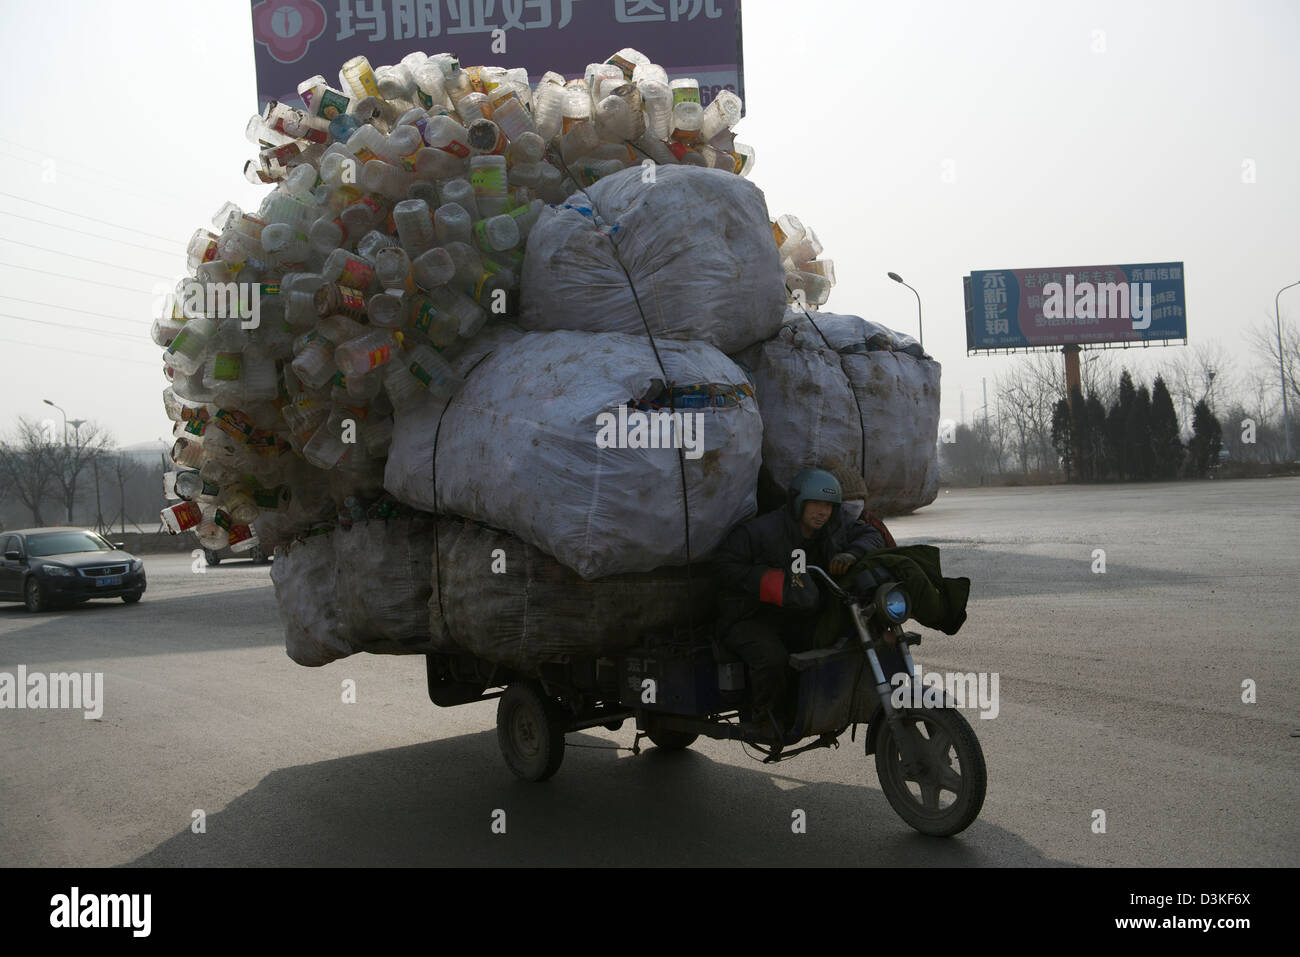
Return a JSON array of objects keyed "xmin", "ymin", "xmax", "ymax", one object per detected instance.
[{"xmin": 862, "ymin": 703, "xmax": 885, "ymax": 756}]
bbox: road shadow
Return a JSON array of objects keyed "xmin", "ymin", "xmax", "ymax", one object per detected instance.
[{"xmin": 127, "ymin": 729, "xmax": 1068, "ymax": 867}]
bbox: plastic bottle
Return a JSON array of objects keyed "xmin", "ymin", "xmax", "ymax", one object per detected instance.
[
  {"xmin": 594, "ymin": 93, "xmax": 642, "ymax": 143},
  {"xmin": 605, "ymin": 47, "xmax": 650, "ymax": 81},
  {"xmin": 291, "ymin": 336, "xmax": 337, "ymax": 390},
  {"xmin": 406, "ymin": 344, "xmax": 465, "ymax": 399},
  {"xmin": 531, "ymin": 72, "xmax": 568, "ymax": 142},
  {"xmin": 439, "ymin": 178, "xmax": 479, "ymax": 220},
  {"xmin": 335, "ymin": 330, "xmax": 397, "ymax": 378},
  {"xmin": 508, "ymin": 131, "xmax": 546, "ymax": 165},
  {"xmin": 587, "ymin": 63, "xmax": 625, "ymax": 102},
  {"xmin": 383, "ymin": 356, "xmax": 426, "ymax": 412},
  {"xmin": 637, "ymin": 80, "xmax": 672, "ymax": 140},
  {"xmin": 421, "ymin": 114, "xmax": 472, "ymax": 158},
  {"xmin": 700, "ymin": 90, "xmax": 743, "ymax": 142},
  {"xmin": 469, "ymin": 155, "xmax": 508, "ymax": 206},
  {"xmin": 670, "ymin": 78, "xmax": 701, "ymax": 107},
  {"xmin": 374, "ymin": 246, "xmax": 415, "ymax": 291},
  {"xmin": 393, "ymin": 198, "xmax": 437, "ymax": 257},
  {"xmin": 443, "ymin": 242, "xmax": 484, "ymax": 290},
  {"xmin": 261, "ymin": 223, "xmax": 311, "ymax": 270},
  {"xmin": 670, "ymin": 101, "xmax": 704, "ymax": 145},
  {"xmin": 561, "ymin": 121, "xmax": 600, "ymax": 164},
  {"xmin": 322, "ymin": 248, "xmax": 376, "ymax": 289},
  {"xmin": 412, "ymin": 247, "xmax": 456, "ymax": 289},
  {"xmin": 165, "ymin": 317, "xmax": 216, "ymax": 376},
  {"xmin": 772, "ymin": 214, "xmax": 808, "ymax": 260},
  {"xmin": 488, "ymin": 87, "xmax": 533, "ymax": 140},
  {"xmin": 367, "ymin": 290, "xmax": 408, "ymax": 328},
  {"xmin": 314, "ymin": 283, "xmax": 368, "ymax": 320},
  {"xmin": 356, "ymin": 229, "xmax": 398, "ymax": 260},
  {"xmin": 302, "ymin": 408, "xmax": 351, "ymax": 469},
  {"xmin": 467, "ymin": 119, "xmax": 508, "ymax": 156},
  {"xmin": 242, "ymin": 344, "xmax": 279, "ymax": 402},
  {"xmin": 162, "ymin": 501, "xmax": 204, "ymax": 534},
  {"xmin": 408, "ymin": 295, "xmax": 460, "ymax": 347},
  {"xmin": 427, "ymin": 286, "xmax": 487, "ymax": 337},
  {"xmin": 506, "ymin": 198, "xmax": 545, "ymax": 242},
  {"xmin": 433, "ymin": 202, "xmax": 473, "ymax": 246},
  {"xmin": 456, "ymin": 92, "xmax": 492, "ymax": 125},
  {"xmin": 473, "ymin": 213, "xmax": 520, "ymax": 253},
  {"xmin": 361, "ymin": 159, "xmax": 413, "ymax": 201},
  {"xmin": 298, "ymin": 75, "xmax": 352, "ymax": 122},
  {"xmin": 195, "ymin": 506, "xmax": 235, "ymax": 550},
  {"xmin": 412, "ymin": 61, "xmax": 450, "ymax": 110},
  {"xmin": 562, "ymin": 87, "xmax": 592, "ymax": 133},
  {"xmin": 340, "ymin": 55, "xmax": 381, "ymax": 102}
]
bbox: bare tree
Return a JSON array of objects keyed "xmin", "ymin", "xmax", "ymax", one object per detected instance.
[
  {"xmin": 1247, "ymin": 315, "xmax": 1300, "ymax": 429},
  {"xmin": 1158, "ymin": 340, "xmax": 1238, "ymax": 423},
  {"xmin": 47, "ymin": 421, "xmax": 114, "ymax": 524},
  {"xmin": 994, "ymin": 357, "xmax": 1061, "ymax": 474},
  {"xmin": 109, "ymin": 453, "xmax": 145, "ymax": 534},
  {"xmin": 0, "ymin": 417, "xmax": 59, "ymax": 525}
]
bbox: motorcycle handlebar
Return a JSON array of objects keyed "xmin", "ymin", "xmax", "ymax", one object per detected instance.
[{"xmin": 805, "ymin": 565, "xmax": 849, "ymax": 600}]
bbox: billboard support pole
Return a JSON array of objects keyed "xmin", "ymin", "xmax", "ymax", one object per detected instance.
[{"xmin": 1063, "ymin": 344, "xmax": 1082, "ymax": 479}]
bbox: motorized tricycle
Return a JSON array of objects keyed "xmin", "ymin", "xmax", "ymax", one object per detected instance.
[{"xmin": 425, "ymin": 563, "xmax": 987, "ymax": 837}]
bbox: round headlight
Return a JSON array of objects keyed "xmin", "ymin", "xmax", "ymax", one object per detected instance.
[{"xmin": 878, "ymin": 586, "xmax": 910, "ymax": 623}]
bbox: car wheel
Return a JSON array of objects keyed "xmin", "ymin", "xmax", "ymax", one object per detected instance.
[
  {"xmin": 24, "ymin": 578, "xmax": 48, "ymax": 613},
  {"xmin": 204, "ymin": 549, "xmax": 221, "ymax": 566},
  {"xmin": 122, "ymin": 592, "xmax": 143, "ymax": 604}
]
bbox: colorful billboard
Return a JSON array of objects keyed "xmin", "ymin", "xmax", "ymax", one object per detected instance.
[
  {"xmin": 964, "ymin": 262, "xmax": 1188, "ymax": 352},
  {"xmin": 249, "ymin": 0, "xmax": 744, "ymax": 109}
]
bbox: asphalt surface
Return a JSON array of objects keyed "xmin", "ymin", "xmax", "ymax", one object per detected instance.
[{"xmin": 1, "ymin": 478, "xmax": 1296, "ymax": 867}]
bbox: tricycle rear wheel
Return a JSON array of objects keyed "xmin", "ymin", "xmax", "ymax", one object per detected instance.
[
  {"xmin": 496, "ymin": 682, "xmax": 566, "ymax": 782},
  {"xmin": 874, "ymin": 706, "xmax": 986, "ymax": 837},
  {"xmin": 647, "ymin": 728, "xmax": 698, "ymax": 751}
]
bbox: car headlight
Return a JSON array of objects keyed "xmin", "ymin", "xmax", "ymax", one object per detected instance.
[
  {"xmin": 43, "ymin": 564, "xmax": 75, "ymax": 577},
  {"xmin": 875, "ymin": 586, "xmax": 911, "ymax": 624},
  {"xmin": 130, "ymin": 558, "xmax": 143, "ymax": 572}
]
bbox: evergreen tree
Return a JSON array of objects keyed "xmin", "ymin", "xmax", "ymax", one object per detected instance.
[
  {"xmin": 1128, "ymin": 384, "xmax": 1154, "ymax": 479},
  {"xmin": 1086, "ymin": 394, "xmax": 1107, "ymax": 480},
  {"xmin": 1187, "ymin": 400, "xmax": 1223, "ymax": 476},
  {"xmin": 1150, "ymin": 377, "xmax": 1184, "ymax": 479},
  {"xmin": 1109, "ymin": 370, "xmax": 1137, "ymax": 479}
]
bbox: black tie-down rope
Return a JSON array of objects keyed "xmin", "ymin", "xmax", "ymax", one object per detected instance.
[
  {"xmin": 785, "ymin": 283, "xmax": 870, "ymax": 478},
  {"xmin": 429, "ymin": 349, "xmax": 497, "ymax": 630},
  {"xmin": 552, "ymin": 148, "xmax": 698, "ymax": 644}
]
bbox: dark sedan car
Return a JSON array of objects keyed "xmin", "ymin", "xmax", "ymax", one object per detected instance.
[{"xmin": 0, "ymin": 528, "xmax": 146, "ymax": 612}]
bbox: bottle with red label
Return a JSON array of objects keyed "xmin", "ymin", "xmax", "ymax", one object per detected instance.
[
  {"xmin": 162, "ymin": 501, "xmax": 204, "ymax": 534},
  {"xmin": 314, "ymin": 282, "xmax": 367, "ymax": 321},
  {"xmin": 335, "ymin": 330, "xmax": 397, "ymax": 378}
]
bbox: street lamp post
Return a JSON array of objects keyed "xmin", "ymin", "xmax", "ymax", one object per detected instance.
[
  {"xmin": 41, "ymin": 398, "xmax": 67, "ymax": 444},
  {"xmin": 887, "ymin": 272, "xmax": 924, "ymax": 350},
  {"xmin": 1276, "ymin": 281, "xmax": 1298, "ymax": 461}
]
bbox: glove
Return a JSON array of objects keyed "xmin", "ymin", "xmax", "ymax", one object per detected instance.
[
  {"xmin": 757, "ymin": 568, "xmax": 820, "ymax": 611},
  {"xmin": 830, "ymin": 552, "xmax": 857, "ymax": 575}
]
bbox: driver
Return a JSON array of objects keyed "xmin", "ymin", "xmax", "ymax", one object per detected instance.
[{"xmin": 712, "ymin": 468, "xmax": 885, "ymax": 739}]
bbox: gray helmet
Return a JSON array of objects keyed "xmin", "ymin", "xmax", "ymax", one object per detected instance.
[{"xmin": 788, "ymin": 468, "xmax": 842, "ymax": 520}]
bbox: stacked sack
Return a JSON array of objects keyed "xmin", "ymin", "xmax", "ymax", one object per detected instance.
[
  {"xmin": 152, "ymin": 46, "xmax": 934, "ymax": 669},
  {"xmin": 154, "ymin": 48, "xmax": 833, "ymax": 559},
  {"xmin": 733, "ymin": 310, "xmax": 941, "ymax": 515}
]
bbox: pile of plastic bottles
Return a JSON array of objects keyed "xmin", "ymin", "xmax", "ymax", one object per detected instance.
[{"xmin": 154, "ymin": 47, "xmax": 836, "ymax": 553}]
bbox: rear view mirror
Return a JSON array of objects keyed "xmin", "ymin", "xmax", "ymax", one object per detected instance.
[{"xmin": 113, "ymin": 542, "xmax": 126, "ymax": 550}]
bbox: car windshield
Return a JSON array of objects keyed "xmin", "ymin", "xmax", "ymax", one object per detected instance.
[{"xmin": 25, "ymin": 531, "xmax": 114, "ymax": 556}]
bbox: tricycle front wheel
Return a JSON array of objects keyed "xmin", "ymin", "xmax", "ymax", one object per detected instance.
[
  {"xmin": 496, "ymin": 682, "xmax": 566, "ymax": 782},
  {"xmin": 874, "ymin": 707, "xmax": 986, "ymax": 837}
]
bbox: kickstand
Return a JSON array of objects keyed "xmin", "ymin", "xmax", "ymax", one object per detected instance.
[{"xmin": 631, "ymin": 731, "xmax": 647, "ymax": 755}]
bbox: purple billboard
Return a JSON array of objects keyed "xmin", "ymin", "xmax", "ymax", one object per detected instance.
[{"xmin": 250, "ymin": 0, "xmax": 744, "ymax": 108}]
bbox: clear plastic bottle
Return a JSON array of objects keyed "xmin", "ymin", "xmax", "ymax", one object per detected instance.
[
  {"xmin": 469, "ymin": 155, "xmax": 508, "ymax": 207},
  {"xmin": 637, "ymin": 80, "xmax": 672, "ymax": 140},
  {"xmin": 408, "ymin": 295, "xmax": 460, "ymax": 347},
  {"xmin": 291, "ymin": 336, "xmax": 337, "ymax": 390},
  {"xmin": 439, "ymin": 178, "xmax": 479, "ymax": 220},
  {"xmin": 433, "ymin": 202, "xmax": 473, "ymax": 246},
  {"xmin": 427, "ymin": 286, "xmax": 487, "ymax": 338},
  {"xmin": 393, "ymin": 198, "xmax": 437, "ymax": 257},
  {"xmin": 488, "ymin": 86, "xmax": 533, "ymax": 140},
  {"xmin": 165, "ymin": 317, "xmax": 216, "ymax": 376},
  {"xmin": 421, "ymin": 114, "xmax": 472, "ymax": 158},
  {"xmin": 367, "ymin": 290, "xmax": 408, "ymax": 328},
  {"xmin": 587, "ymin": 63, "xmax": 625, "ymax": 102},
  {"xmin": 322, "ymin": 248, "xmax": 376, "ymax": 289},
  {"xmin": 562, "ymin": 87, "xmax": 592, "ymax": 132},
  {"xmin": 605, "ymin": 47, "xmax": 650, "ymax": 81},
  {"xmin": 383, "ymin": 356, "xmax": 426, "ymax": 412},
  {"xmin": 467, "ymin": 119, "xmax": 508, "ymax": 156},
  {"xmin": 361, "ymin": 159, "xmax": 413, "ymax": 201},
  {"xmin": 355, "ymin": 228, "xmax": 398, "ymax": 261},
  {"xmin": 531, "ymin": 72, "xmax": 568, "ymax": 142},
  {"xmin": 700, "ymin": 90, "xmax": 743, "ymax": 142},
  {"xmin": 412, "ymin": 247, "xmax": 456, "ymax": 289},
  {"xmin": 335, "ymin": 330, "xmax": 397, "ymax": 378},
  {"xmin": 340, "ymin": 55, "xmax": 382, "ymax": 102},
  {"xmin": 298, "ymin": 75, "xmax": 352, "ymax": 122},
  {"xmin": 314, "ymin": 283, "xmax": 368, "ymax": 321},
  {"xmin": 670, "ymin": 78, "xmax": 701, "ymax": 107},
  {"xmin": 195, "ymin": 506, "xmax": 235, "ymax": 550},
  {"xmin": 242, "ymin": 344, "xmax": 279, "ymax": 402},
  {"xmin": 412, "ymin": 61, "xmax": 450, "ymax": 110},
  {"xmin": 473, "ymin": 213, "xmax": 520, "ymax": 253},
  {"xmin": 670, "ymin": 101, "xmax": 704, "ymax": 145},
  {"xmin": 456, "ymin": 91, "xmax": 492, "ymax": 125},
  {"xmin": 443, "ymin": 242, "xmax": 484, "ymax": 290},
  {"xmin": 261, "ymin": 222, "xmax": 311, "ymax": 270},
  {"xmin": 374, "ymin": 246, "xmax": 414, "ymax": 291},
  {"xmin": 302, "ymin": 408, "xmax": 351, "ymax": 470},
  {"xmin": 406, "ymin": 344, "xmax": 465, "ymax": 399}
]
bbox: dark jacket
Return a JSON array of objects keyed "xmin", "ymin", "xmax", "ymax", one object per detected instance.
[{"xmin": 711, "ymin": 501, "xmax": 885, "ymax": 632}]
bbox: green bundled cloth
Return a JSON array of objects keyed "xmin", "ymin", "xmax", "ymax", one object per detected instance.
[{"xmin": 812, "ymin": 544, "xmax": 971, "ymax": 648}]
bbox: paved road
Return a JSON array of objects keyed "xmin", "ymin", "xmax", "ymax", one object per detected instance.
[{"xmin": 1, "ymin": 478, "xmax": 1297, "ymax": 866}]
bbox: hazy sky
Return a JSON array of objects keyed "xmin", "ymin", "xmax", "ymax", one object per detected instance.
[{"xmin": 1, "ymin": 0, "xmax": 1297, "ymax": 446}]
